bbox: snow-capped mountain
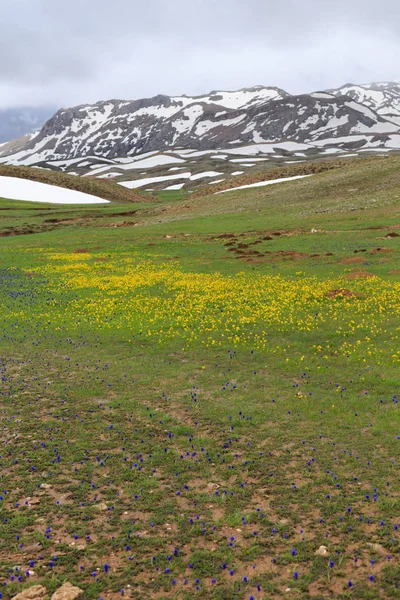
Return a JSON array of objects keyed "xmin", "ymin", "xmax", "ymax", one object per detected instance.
[
  {"xmin": 1, "ymin": 83, "xmax": 400, "ymax": 168},
  {"xmin": 0, "ymin": 106, "xmax": 56, "ymax": 144},
  {"xmin": 328, "ymin": 81, "xmax": 400, "ymax": 127}
]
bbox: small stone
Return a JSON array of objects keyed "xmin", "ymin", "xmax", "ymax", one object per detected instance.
[
  {"xmin": 40, "ymin": 483, "xmax": 52, "ymax": 489},
  {"xmin": 12, "ymin": 585, "xmax": 48, "ymax": 599},
  {"xmin": 368, "ymin": 543, "xmax": 389, "ymax": 555},
  {"xmin": 27, "ymin": 497, "xmax": 41, "ymax": 506},
  {"xmin": 23, "ymin": 542, "xmax": 42, "ymax": 554},
  {"xmin": 207, "ymin": 482, "xmax": 219, "ymax": 491},
  {"xmin": 51, "ymin": 582, "xmax": 83, "ymax": 600},
  {"xmin": 316, "ymin": 545, "xmax": 329, "ymax": 556}
]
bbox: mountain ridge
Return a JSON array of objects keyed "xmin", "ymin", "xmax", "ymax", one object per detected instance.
[{"xmin": 2, "ymin": 82, "xmax": 400, "ymax": 167}]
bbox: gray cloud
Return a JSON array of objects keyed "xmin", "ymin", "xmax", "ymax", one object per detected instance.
[{"xmin": 1, "ymin": 0, "xmax": 400, "ymax": 109}]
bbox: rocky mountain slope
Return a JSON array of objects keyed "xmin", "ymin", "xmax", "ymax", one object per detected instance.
[
  {"xmin": 328, "ymin": 81, "xmax": 400, "ymax": 126},
  {"xmin": 1, "ymin": 83, "xmax": 400, "ymax": 173}
]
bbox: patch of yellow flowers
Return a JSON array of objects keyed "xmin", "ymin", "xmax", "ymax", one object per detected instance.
[{"xmin": 24, "ymin": 251, "xmax": 400, "ymax": 357}]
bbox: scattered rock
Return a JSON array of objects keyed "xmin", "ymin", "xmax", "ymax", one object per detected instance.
[
  {"xmin": 12, "ymin": 585, "xmax": 48, "ymax": 600},
  {"xmin": 316, "ymin": 545, "xmax": 329, "ymax": 556},
  {"xmin": 40, "ymin": 483, "xmax": 52, "ymax": 489},
  {"xmin": 367, "ymin": 542, "xmax": 390, "ymax": 555},
  {"xmin": 27, "ymin": 497, "xmax": 41, "ymax": 505},
  {"xmin": 22, "ymin": 542, "xmax": 42, "ymax": 553},
  {"xmin": 51, "ymin": 582, "xmax": 83, "ymax": 600},
  {"xmin": 207, "ymin": 482, "xmax": 219, "ymax": 491}
]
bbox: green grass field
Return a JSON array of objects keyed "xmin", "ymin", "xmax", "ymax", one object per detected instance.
[{"xmin": 0, "ymin": 155, "xmax": 399, "ymax": 599}]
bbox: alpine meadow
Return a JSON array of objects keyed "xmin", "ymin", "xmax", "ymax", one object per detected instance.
[{"xmin": 0, "ymin": 152, "xmax": 399, "ymax": 599}]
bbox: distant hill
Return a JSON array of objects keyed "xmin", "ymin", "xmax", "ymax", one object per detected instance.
[{"xmin": 0, "ymin": 106, "xmax": 57, "ymax": 143}]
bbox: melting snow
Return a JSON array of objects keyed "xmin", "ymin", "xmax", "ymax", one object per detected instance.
[
  {"xmin": 119, "ymin": 170, "xmax": 223, "ymax": 189},
  {"xmin": 190, "ymin": 171, "xmax": 224, "ymax": 181},
  {"xmin": 194, "ymin": 115, "xmax": 246, "ymax": 136},
  {"xmin": 230, "ymin": 157, "xmax": 267, "ymax": 163},
  {"xmin": 215, "ymin": 175, "xmax": 313, "ymax": 194},
  {"xmin": 119, "ymin": 173, "xmax": 192, "ymax": 189},
  {"xmin": 222, "ymin": 142, "xmax": 312, "ymax": 155},
  {"xmin": 0, "ymin": 176, "xmax": 109, "ymax": 204},
  {"xmin": 164, "ymin": 183, "xmax": 185, "ymax": 190}
]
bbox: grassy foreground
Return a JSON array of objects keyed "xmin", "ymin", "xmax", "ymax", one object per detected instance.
[{"xmin": 0, "ymin": 156, "xmax": 400, "ymax": 599}]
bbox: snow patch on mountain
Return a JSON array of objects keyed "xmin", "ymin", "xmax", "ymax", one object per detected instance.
[{"xmin": 0, "ymin": 176, "xmax": 109, "ymax": 204}]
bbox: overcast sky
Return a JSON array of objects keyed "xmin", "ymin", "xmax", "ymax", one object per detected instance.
[{"xmin": 1, "ymin": 0, "xmax": 400, "ymax": 109}]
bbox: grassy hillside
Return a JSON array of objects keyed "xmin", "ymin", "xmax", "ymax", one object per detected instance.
[
  {"xmin": 0, "ymin": 164, "xmax": 146, "ymax": 203},
  {"xmin": 0, "ymin": 155, "xmax": 399, "ymax": 599}
]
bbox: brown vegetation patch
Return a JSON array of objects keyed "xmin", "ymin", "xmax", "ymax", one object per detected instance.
[
  {"xmin": 44, "ymin": 217, "xmax": 80, "ymax": 224},
  {"xmin": 104, "ymin": 220, "xmax": 137, "ymax": 228},
  {"xmin": 327, "ymin": 289, "xmax": 356, "ymax": 299},
  {"xmin": 341, "ymin": 257, "xmax": 367, "ymax": 264},
  {"xmin": 345, "ymin": 271, "xmax": 374, "ymax": 279},
  {"xmin": 369, "ymin": 247, "xmax": 393, "ymax": 254},
  {"xmin": 271, "ymin": 250, "xmax": 309, "ymax": 261},
  {"xmin": 243, "ymin": 258, "xmax": 266, "ymax": 264}
]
